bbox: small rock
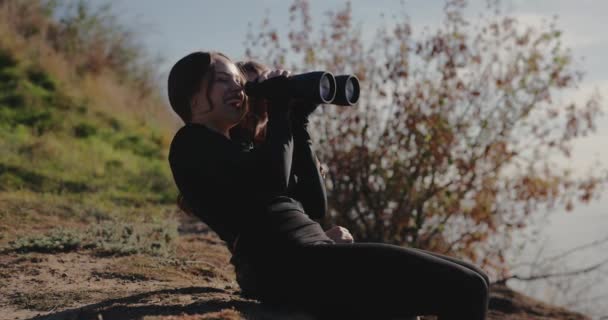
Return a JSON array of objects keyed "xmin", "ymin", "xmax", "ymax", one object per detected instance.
[{"xmin": 30, "ymin": 256, "xmax": 45, "ymax": 263}]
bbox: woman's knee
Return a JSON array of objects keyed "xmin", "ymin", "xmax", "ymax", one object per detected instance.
[
  {"xmin": 462, "ymin": 263, "xmax": 490, "ymax": 289},
  {"xmin": 477, "ymin": 268, "xmax": 491, "ymax": 289},
  {"xmin": 462, "ymin": 270, "xmax": 490, "ymax": 304},
  {"xmin": 415, "ymin": 248, "xmax": 491, "ymax": 289}
]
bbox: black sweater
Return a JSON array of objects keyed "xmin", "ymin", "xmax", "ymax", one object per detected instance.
[{"xmin": 168, "ymin": 105, "xmax": 333, "ymax": 255}]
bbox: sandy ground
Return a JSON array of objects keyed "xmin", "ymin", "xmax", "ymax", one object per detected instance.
[
  {"xmin": 0, "ymin": 215, "xmax": 321, "ymax": 320},
  {"xmin": 0, "ymin": 215, "xmax": 591, "ymax": 320}
]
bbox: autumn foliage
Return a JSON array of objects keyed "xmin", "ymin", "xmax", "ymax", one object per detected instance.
[{"xmin": 243, "ymin": 0, "xmax": 607, "ymax": 280}]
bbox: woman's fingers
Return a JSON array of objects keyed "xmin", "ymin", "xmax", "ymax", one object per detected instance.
[
  {"xmin": 269, "ymin": 69, "xmax": 287, "ymax": 78},
  {"xmin": 255, "ymin": 70, "xmax": 271, "ymax": 83},
  {"xmin": 257, "ymin": 69, "xmax": 291, "ymax": 82},
  {"xmin": 325, "ymin": 226, "xmax": 355, "ymax": 243},
  {"xmin": 342, "ymin": 230, "xmax": 354, "ymax": 243},
  {"xmin": 340, "ymin": 226, "xmax": 354, "ymax": 243}
]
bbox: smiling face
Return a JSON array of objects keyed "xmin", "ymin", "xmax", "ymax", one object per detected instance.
[{"xmin": 190, "ymin": 55, "xmax": 247, "ymax": 135}]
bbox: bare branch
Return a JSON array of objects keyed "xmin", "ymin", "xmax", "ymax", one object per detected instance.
[
  {"xmin": 543, "ymin": 234, "xmax": 608, "ymax": 264},
  {"xmin": 496, "ymin": 257, "xmax": 608, "ymax": 284}
]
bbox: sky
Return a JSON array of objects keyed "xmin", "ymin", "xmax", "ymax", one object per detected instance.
[{"xmin": 86, "ymin": 0, "xmax": 608, "ymax": 316}]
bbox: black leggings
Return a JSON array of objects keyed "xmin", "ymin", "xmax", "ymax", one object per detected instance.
[{"xmin": 239, "ymin": 242, "xmax": 490, "ymax": 320}]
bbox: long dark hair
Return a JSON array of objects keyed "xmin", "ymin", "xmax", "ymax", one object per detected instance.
[
  {"xmin": 229, "ymin": 60, "xmax": 271, "ymax": 146},
  {"xmin": 177, "ymin": 193, "xmax": 194, "ymax": 215},
  {"xmin": 169, "ymin": 51, "xmax": 246, "ymax": 215}
]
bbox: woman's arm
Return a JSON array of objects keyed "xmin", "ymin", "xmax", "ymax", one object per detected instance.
[
  {"xmin": 289, "ymin": 114, "xmax": 328, "ymax": 220},
  {"xmin": 253, "ymin": 98, "xmax": 293, "ymax": 194}
]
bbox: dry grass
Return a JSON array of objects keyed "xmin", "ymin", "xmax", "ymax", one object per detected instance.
[{"xmin": 0, "ymin": 0, "xmax": 181, "ymax": 141}]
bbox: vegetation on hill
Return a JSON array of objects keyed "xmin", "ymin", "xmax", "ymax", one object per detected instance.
[{"xmin": 0, "ymin": 0, "xmax": 180, "ymax": 269}]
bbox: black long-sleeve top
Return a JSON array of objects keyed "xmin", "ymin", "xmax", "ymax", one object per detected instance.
[
  {"xmin": 286, "ymin": 123, "xmax": 328, "ymax": 220},
  {"xmin": 168, "ymin": 104, "xmax": 333, "ymax": 256}
]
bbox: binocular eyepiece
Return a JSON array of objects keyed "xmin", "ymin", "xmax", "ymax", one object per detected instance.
[{"xmin": 244, "ymin": 71, "xmax": 360, "ymax": 106}]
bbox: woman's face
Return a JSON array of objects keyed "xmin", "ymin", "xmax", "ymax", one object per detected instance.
[{"xmin": 191, "ymin": 56, "xmax": 247, "ymax": 130}]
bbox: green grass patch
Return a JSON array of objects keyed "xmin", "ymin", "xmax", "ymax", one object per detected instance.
[
  {"xmin": 0, "ymin": 162, "xmax": 92, "ymax": 193},
  {"xmin": 9, "ymin": 228, "xmax": 82, "ymax": 253},
  {"xmin": 6, "ymin": 218, "xmax": 178, "ymax": 257},
  {"xmin": 0, "ymin": 44, "xmax": 177, "ymax": 245},
  {"xmin": 114, "ymin": 133, "xmax": 164, "ymax": 159},
  {"xmin": 0, "ymin": 49, "xmax": 17, "ymax": 68},
  {"xmin": 0, "ymin": 75, "xmax": 176, "ymax": 205},
  {"xmin": 72, "ymin": 121, "xmax": 97, "ymax": 138},
  {"xmin": 26, "ymin": 66, "xmax": 56, "ymax": 91}
]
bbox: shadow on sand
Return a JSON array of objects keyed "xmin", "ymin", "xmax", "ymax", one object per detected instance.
[{"xmin": 28, "ymin": 286, "xmax": 301, "ymax": 320}]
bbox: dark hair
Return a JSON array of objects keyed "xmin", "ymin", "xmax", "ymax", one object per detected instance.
[
  {"xmin": 229, "ymin": 61, "xmax": 271, "ymax": 145},
  {"xmin": 167, "ymin": 51, "xmax": 233, "ymax": 124},
  {"xmin": 176, "ymin": 193, "xmax": 194, "ymax": 216},
  {"xmin": 169, "ymin": 51, "xmax": 237, "ymax": 216}
]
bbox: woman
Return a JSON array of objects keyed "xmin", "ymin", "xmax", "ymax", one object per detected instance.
[{"xmin": 168, "ymin": 51, "xmax": 490, "ymax": 319}]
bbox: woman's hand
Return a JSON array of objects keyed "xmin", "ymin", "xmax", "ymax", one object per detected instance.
[
  {"xmin": 325, "ymin": 225, "xmax": 354, "ymax": 244},
  {"xmin": 253, "ymin": 69, "xmax": 293, "ymax": 105},
  {"xmin": 240, "ymin": 70, "xmax": 290, "ymax": 143}
]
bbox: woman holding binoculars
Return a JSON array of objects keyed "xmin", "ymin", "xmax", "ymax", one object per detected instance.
[{"xmin": 168, "ymin": 51, "xmax": 489, "ymax": 319}]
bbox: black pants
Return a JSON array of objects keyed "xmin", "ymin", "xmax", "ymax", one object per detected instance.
[{"xmin": 235, "ymin": 242, "xmax": 490, "ymax": 320}]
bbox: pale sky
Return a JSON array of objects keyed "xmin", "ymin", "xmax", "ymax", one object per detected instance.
[
  {"xmin": 86, "ymin": 0, "xmax": 608, "ymax": 315},
  {"xmin": 101, "ymin": 0, "xmax": 608, "ymax": 166}
]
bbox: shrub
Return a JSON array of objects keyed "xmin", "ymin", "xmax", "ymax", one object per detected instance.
[
  {"xmin": 9, "ymin": 228, "xmax": 82, "ymax": 253},
  {"xmin": 73, "ymin": 122, "xmax": 97, "ymax": 138},
  {"xmin": 26, "ymin": 66, "xmax": 55, "ymax": 91},
  {"xmin": 5, "ymin": 219, "xmax": 178, "ymax": 257},
  {"xmin": 114, "ymin": 134, "xmax": 163, "ymax": 159}
]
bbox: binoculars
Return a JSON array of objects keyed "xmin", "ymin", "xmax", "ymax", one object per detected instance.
[{"xmin": 244, "ymin": 71, "xmax": 360, "ymax": 106}]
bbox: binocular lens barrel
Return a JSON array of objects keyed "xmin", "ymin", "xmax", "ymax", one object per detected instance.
[
  {"xmin": 244, "ymin": 71, "xmax": 359, "ymax": 106},
  {"xmin": 333, "ymin": 75, "xmax": 360, "ymax": 106},
  {"xmin": 319, "ymin": 75, "xmax": 335, "ymax": 103},
  {"xmin": 289, "ymin": 71, "xmax": 336, "ymax": 104},
  {"xmin": 244, "ymin": 71, "xmax": 336, "ymax": 104}
]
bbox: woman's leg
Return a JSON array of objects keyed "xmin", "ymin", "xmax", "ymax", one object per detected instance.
[
  {"xmin": 250, "ymin": 242, "xmax": 489, "ymax": 320},
  {"xmin": 407, "ymin": 247, "xmax": 491, "ymax": 289}
]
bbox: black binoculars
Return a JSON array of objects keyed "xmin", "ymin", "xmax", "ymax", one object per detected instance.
[{"xmin": 244, "ymin": 71, "xmax": 360, "ymax": 106}]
